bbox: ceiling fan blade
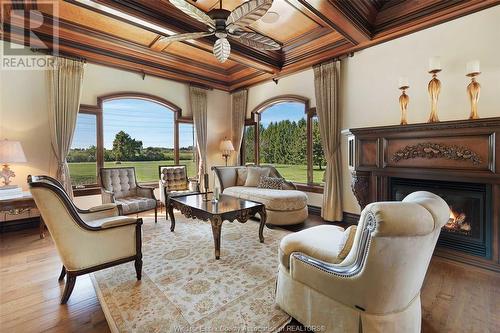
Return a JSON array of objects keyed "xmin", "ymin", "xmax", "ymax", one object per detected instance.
[
  {"xmin": 226, "ymin": 0, "xmax": 273, "ymax": 28},
  {"xmin": 231, "ymin": 32, "xmax": 281, "ymax": 51},
  {"xmin": 169, "ymin": 0, "xmax": 215, "ymax": 28},
  {"xmin": 213, "ymin": 38, "xmax": 231, "ymax": 63},
  {"xmin": 159, "ymin": 31, "xmax": 214, "ymax": 43}
]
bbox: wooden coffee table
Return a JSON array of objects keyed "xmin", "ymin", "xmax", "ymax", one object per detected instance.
[{"xmin": 167, "ymin": 193, "xmax": 266, "ymax": 259}]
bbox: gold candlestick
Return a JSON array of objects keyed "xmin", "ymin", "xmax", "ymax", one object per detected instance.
[
  {"xmin": 427, "ymin": 69, "xmax": 441, "ymax": 123},
  {"xmin": 399, "ymin": 85, "xmax": 409, "ymax": 125},
  {"xmin": 466, "ymin": 72, "xmax": 481, "ymax": 120}
]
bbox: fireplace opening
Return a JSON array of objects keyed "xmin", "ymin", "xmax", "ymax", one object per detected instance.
[{"xmin": 390, "ymin": 178, "xmax": 492, "ymax": 258}]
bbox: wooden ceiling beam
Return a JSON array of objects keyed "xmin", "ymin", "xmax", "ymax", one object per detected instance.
[{"xmin": 295, "ymin": 0, "xmax": 372, "ymax": 44}]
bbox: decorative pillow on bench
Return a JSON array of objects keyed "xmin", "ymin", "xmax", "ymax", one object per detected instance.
[
  {"xmin": 258, "ymin": 176, "xmax": 285, "ymax": 190},
  {"xmin": 244, "ymin": 167, "xmax": 270, "ymax": 187}
]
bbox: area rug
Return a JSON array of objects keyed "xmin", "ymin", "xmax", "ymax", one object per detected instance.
[{"xmin": 90, "ymin": 214, "xmax": 292, "ymax": 333}]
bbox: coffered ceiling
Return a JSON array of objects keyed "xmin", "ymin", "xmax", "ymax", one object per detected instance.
[{"xmin": 2, "ymin": 0, "xmax": 499, "ymax": 91}]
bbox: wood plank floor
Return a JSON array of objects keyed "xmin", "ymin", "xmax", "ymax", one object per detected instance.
[{"xmin": 1, "ymin": 211, "xmax": 499, "ymax": 333}]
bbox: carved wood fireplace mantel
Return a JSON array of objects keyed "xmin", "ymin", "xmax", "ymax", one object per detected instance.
[{"xmin": 345, "ymin": 117, "xmax": 500, "ymax": 271}]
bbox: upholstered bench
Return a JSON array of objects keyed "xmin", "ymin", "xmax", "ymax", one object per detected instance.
[{"xmin": 213, "ymin": 166, "xmax": 308, "ymax": 226}]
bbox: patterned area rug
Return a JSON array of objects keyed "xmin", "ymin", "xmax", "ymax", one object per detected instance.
[{"xmin": 91, "ymin": 214, "xmax": 292, "ymax": 333}]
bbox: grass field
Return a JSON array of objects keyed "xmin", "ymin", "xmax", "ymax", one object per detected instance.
[
  {"xmin": 69, "ymin": 160, "xmax": 197, "ymax": 185},
  {"xmin": 68, "ymin": 161, "xmax": 325, "ymax": 186}
]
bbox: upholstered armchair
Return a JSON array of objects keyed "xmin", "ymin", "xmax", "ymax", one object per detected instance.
[
  {"xmin": 28, "ymin": 175, "xmax": 142, "ymax": 304},
  {"xmin": 99, "ymin": 167, "xmax": 157, "ymax": 222},
  {"xmin": 276, "ymin": 191, "xmax": 450, "ymax": 333},
  {"xmin": 158, "ymin": 165, "xmax": 199, "ymax": 219}
]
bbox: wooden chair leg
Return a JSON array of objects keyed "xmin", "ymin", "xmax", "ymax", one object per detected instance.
[
  {"xmin": 58, "ymin": 266, "xmax": 66, "ymax": 281},
  {"xmin": 154, "ymin": 206, "xmax": 158, "ymax": 223},
  {"xmin": 135, "ymin": 257, "xmax": 142, "ymax": 280},
  {"xmin": 60, "ymin": 274, "xmax": 76, "ymax": 304}
]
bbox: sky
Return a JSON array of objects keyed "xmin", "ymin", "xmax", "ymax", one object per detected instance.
[
  {"xmin": 71, "ymin": 99, "xmax": 195, "ymax": 149},
  {"xmin": 260, "ymin": 102, "xmax": 305, "ymax": 127},
  {"xmin": 71, "ymin": 100, "xmax": 305, "ymax": 149}
]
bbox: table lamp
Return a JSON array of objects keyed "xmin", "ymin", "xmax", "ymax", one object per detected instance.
[
  {"xmin": 219, "ymin": 138, "xmax": 234, "ymax": 166},
  {"xmin": 0, "ymin": 139, "xmax": 27, "ymax": 187}
]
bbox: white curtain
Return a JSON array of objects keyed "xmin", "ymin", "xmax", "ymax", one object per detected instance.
[
  {"xmin": 231, "ymin": 89, "xmax": 248, "ymax": 165},
  {"xmin": 47, "ymin": 57, "xmax": 85, "ymax": 198},
  {"xmin": 313, "ymin": 60, "xmax": 343, "ymax": 221},
  {"xmin": 190, "ymin": 86, "xmax": 208, "ymax": 188}
]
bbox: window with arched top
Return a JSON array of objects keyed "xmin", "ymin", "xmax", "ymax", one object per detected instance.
[
  {"xmin": 242, "ymin": 96, "xmax": 325, "ymax": 188},
  {"xmin": 68, "ymin": 93, "xmax": 197, "ymax": 189}
]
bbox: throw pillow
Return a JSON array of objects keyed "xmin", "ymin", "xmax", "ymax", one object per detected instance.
[
  {"xmin": 236, "ymin": 168, "xmax": 248, "ymax": 186},
  {"xmin": 244, "ymin": 167, "xmax": 270, "ymax": 187},
  {"xmin": 337, "ymin": 225, "xmax": 357, "ymax": 260},
  {"xmin": 258, "ymin": 176, "xmax": 284, "ymax": 190}
]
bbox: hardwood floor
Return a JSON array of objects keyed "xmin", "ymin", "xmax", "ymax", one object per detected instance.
[{"xmin": 1, "ymin": 212, "xmax": 499, "ymax": 333}]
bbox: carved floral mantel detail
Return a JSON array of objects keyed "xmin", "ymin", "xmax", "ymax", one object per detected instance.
[{"xmin": 392, "ymin": 142, "xmax": 482, "ymax": 165}]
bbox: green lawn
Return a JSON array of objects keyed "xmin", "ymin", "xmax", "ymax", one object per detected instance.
[
  {"xmin": 69, "ymin": 161, "xmax": 324, "ymax": 186},
  {"xmin": 68, "ymin": 160, "xmax": 196, "ymax": 186},
  {"xmin": 273, "ymin": 164, "xmax": 325, "ymax": 185}
]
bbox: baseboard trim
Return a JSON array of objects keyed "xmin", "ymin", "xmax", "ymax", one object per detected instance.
[
  {"xmin": 308, "ymin": 207, "xmax": 360, "ymax": 225},
  {"xmin": 307, "ymin": 205, "xmax": 321, "ymax": 216},
  {"xmin": 0, "ymin": 217, "xmax": 41, "ymax": 233},
  {"xmin": 343, "ymin": 212, "xmax": 360, "ymax": 225}
]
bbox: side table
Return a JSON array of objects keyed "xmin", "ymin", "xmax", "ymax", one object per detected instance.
[{"xmin": 0, "ymin": 194, "xmax": 46, "ymax": 239}]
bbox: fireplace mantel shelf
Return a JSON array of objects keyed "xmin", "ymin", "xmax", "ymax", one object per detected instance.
[{"xmin": 345, "ymin": 116, "xmax": 500, "ymax": 272}]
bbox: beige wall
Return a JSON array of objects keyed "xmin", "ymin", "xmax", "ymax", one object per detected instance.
[
  {"xmin": 0, "ymin": 45, "xmax": 231, "ymax": 204},
  {"xmin": 246, "ymin": 6, "xmax": 500, "ymax": 214}
]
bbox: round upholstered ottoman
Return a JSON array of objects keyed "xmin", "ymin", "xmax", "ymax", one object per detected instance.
[{"xmin": 223, "ymin": 187, "xmax": 308, "ymax": 225}]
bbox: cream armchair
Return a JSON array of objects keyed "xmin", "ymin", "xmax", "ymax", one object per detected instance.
[
  {"xmin": 28, "ymin": 175, "xmax": 142, "ymax": 304},
  {"xmin": 276, "ymin": 191, "xmax": 450, "ymax": 333},
  {"xmin": 100, "ymin": 167, "xmax": 157, "ymax": 222}
]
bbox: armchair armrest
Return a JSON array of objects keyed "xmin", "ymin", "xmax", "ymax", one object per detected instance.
[
  {"xmin": 282, "ymin": 180, "xmax": 297, "ymax": 190},
  {"xmin": 85, "ymin": 215, "xmax": 140, "ymax": 229},
  {"xmin": 136, "ymin": 185, "xmax": 156, "ymax": 200},
  {"xmin": 88, "ymin": 203, "xmax": 120, "ymax": 213},
  {"xmin": 78, "ymin": 203, "xmax": 123, "ymax": 221},
  {"xmin": 101, "ymin": 189, "xmax": 115, "ymax": 204}
]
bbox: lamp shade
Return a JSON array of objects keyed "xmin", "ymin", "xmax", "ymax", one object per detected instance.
[
  {"xmin": 0, "ymin": 139, "xmax": 27, "ymax": 163},
  {"xmin": 219, "ymin": 139, "xmax": 235, "ymax": 152}
]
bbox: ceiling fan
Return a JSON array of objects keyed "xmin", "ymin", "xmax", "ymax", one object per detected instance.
[{"xmin": 162, "ymin": 0, "xmax": 281, "ymax": 63}]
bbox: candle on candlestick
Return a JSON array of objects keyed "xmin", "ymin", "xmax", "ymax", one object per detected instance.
[
  {"xmin": 466, "ymin": 60, "xmax": 480, "ymax": 75},
  {"xmin": 398, "ymin": 77, "xmax": 409, "ymax": 89},
  {"xmin": 429, "ymin": 56, "xmax": 441, "ymax": 72}
]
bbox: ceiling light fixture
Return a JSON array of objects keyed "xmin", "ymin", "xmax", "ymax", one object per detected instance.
[{"xmin": 261, "ymin": 11, "xmax": 279, "ymax": 24}]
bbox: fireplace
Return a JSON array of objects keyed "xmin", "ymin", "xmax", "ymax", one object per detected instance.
[
  {"xmin": 390, "ymin": 178, "xmax": 492, "ymax": 258},
  {"xmin": 345, "ymin": 117, "xmax": 500, "ymax": 271}
]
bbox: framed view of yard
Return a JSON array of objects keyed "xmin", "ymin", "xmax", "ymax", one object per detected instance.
[
  {"xmin": 68, "ymin": 94, "xmax": 197, "ymax": 187},
  {"xmin": 258, "ymin": 102, "xmax": 307, "ymax": 183},
  {"xmin": 68, "ymin": 113, "xmax": 97, "ymax": 186},
  {"xmin": 243, "ymin": 96, "xmax": 326, "ymax": 188}
]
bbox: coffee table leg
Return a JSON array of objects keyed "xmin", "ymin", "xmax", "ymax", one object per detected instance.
[
  {"xmin": 259, "ymin": 207, "xmax": 266, "ymax": 243},
  {"xmin": 167, "ymin": 200, "xmax": 176, "ymax": 232},
  {"xmin": 210, "ymin": 215, "xmax": 223, "ymax": 260}
]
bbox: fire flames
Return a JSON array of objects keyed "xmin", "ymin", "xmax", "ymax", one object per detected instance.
[{"xmin": 445, "ymin": 209, "xmax": 471, "ymax": 234}]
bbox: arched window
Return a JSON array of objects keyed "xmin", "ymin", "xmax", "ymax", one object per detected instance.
[
  {"xmin": 69, "ymin": 93, "xmax": 196, "ymax": 188},
  {"xmin": 242, "ymin": 96, "xmax": 325, "ymax": 187}
]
